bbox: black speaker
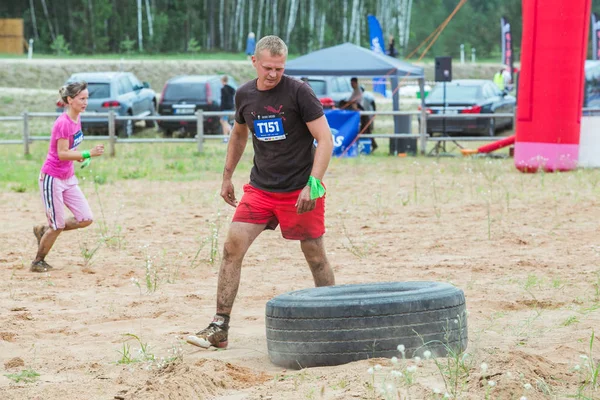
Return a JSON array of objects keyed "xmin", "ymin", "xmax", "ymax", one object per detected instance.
[{"xmin": 435, "ymin": 56, "xmax": 452, "ymax": 82}]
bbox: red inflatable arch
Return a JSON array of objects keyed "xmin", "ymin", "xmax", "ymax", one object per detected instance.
[{"xmin": 515, "ymin": 0, "xmax": 592, "ymax": 172}]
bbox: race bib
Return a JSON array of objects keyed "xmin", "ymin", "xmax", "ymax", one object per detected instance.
[
  {"xmin": 253, "ymin": 118, "xmax": 286, "ymax": 142},
  {"xmin": 72, "ymin": 130, "xmax": 83, "ymax": 149}
]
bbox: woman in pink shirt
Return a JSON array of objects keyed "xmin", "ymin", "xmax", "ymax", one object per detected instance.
[{"xmin": 31, "ymin": 81, "xmax": 105, "ymax": 272}]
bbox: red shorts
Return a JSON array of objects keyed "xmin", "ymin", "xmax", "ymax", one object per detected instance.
[{"xmin": 233, "ymin": 184, "xmax": 325, "ymax": 240}]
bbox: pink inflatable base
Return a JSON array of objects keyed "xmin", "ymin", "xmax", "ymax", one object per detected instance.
[{"xmin": 514, "ymin": 142, "xmax": 579, "ymax": 172}]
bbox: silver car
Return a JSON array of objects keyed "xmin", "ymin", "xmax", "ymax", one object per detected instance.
[{"xmin": 57, "ymin": 72, "xmax": 157, "ymax": 137}]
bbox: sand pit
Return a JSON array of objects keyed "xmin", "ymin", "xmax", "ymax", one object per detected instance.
[{"xmin": 1, "ymin": 156, "xmax": 599, "ymax": 399}]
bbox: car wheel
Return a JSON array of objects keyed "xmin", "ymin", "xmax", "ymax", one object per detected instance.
[
  {"xmin": 118, "ymin": 113, "xmax": 133, "ymax": 138},
  {"xmin": 146, "ymin": 102, "xmax": 157, "ymax": 128},
  {"xmin": 266, "ymin": 281, "xmax": 468, "ymax": 369},
  {"xmin": 163, "ymin": 129, "xmax": 172, "ymax": 138},
  {"xmin": 487, "ymin": 118, "xmax": 496, "ymax": 137}
]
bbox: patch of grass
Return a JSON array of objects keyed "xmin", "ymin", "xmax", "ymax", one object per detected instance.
[
  {"xmin": 561, "ymin": 316, "xmax": 580, "ymax": 327},
  {"xmin": 0, "ymin": 141, "xmax": 250, "ymax": 191},
  {"xmin": 9, "ymin": 183, "xmax": 27, "ymax": 193},
  {"xmin": 116, "ymin": 333, "xmax": 155, "ymax": 365},
  {"xmin": 571, "ymin": 331, "xmax": 600, "ymax": 399},
  {"xmin": 4, "ymin": 369, "xmax": 40, "ymax": 383}
]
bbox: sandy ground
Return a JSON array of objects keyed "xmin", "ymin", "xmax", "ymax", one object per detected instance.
[{"xmin": 1, "ymin": 155, "xmax": 599, "ymax": 400}]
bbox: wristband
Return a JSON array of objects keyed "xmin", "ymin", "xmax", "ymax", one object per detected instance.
[
  {"xmin": 307, "ymin": 176, "xmax": 326, "ymax": 200},
  {"xmin": 82, "ymin": 150, "xmax": 91, "ymax": 159}
]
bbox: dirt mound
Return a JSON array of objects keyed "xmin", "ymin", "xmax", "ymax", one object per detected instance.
[
  {"xmin": 466, "ymin": 350, "xmax": 575, "ymax": 399},
  {"xmin": 121, "ymin": 360, "xmax": 272, "ymax": 400},
  {"xmin": 4, "ymin": 357, "xmax": 24, "ymax": 370}
]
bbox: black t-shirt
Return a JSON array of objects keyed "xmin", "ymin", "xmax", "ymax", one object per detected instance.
[
  {"xmin": 221, "ymin": 84, "xmax": 235, "ymax": 110},
  {"xmin": 235, "ymin": 75, "xmax": 324, "ymax": 192}
]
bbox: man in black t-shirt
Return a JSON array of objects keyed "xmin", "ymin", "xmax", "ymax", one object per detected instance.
[
  {"xmin": 187, "ymin": 35, "xmax": 335, "ymax": 350},
  {"xmin": 219, "ymin": 75, "xmax": 236, "ymax": 140}
]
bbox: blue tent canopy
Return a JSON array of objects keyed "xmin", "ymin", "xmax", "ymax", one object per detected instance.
[{"xmin": 285, "ymin": 42, "xmax": 424, "ymax": 78}]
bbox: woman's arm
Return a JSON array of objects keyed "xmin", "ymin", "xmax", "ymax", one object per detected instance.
[{"xmin": 57, "ymin": 139, "xmax": 104, "ymax": 161}]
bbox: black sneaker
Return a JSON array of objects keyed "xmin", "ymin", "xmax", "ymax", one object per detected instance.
[
  {"xmin": 186, "ymin": 316, "xmax": 229, "ymax": 349},
  {"xmin": 30, "ymin": 260, "xmax": 53, "ymax": 273}
]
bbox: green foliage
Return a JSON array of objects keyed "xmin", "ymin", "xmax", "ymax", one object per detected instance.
[
  {"xmin": 120, "ymin": 36, "xmax": 136, "ymax": 55},
  {"xmin": 187, "ymin": 38, "xmax": 202, "ymax": 53},
  {"xmin": 15, "ymin": 0, "xmax": 600, "ymax": 59},
  {"xmin": 4, "ymin": 369, "xmax": 40, "ymax": 383},
  {"xmin": 50, "ymin": 35, "xmax": 71, "ymax": 56}
]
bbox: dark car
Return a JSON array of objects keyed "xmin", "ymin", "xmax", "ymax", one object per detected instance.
[
  {"xmin": 57, "ymin": 72, "xmax": 157, "ymax": 137},
  {"xmin": 157, "ymin": 75, "xmax": 238, "ymax": 137},
  {"xmin": 423, "ymin": 79, "xmax": 516, "ymax": 136},
  {"xmin": 301, "ymin": 76, "xmax": 377, "ymax": 112}
]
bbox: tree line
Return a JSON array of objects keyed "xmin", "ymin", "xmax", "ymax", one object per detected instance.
[{"xmin": 1, "ymin": 0, "xmax": 599, "ymax": 61}]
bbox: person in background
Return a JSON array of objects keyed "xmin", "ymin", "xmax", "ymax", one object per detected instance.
[
  {"xmin": 349, "ymin": 77, "xmax": 377, "ymax": 152},
  {"xmin": 502, "ymin": 65, "xmax": 513, "ymax": 92},
  {"xmin": 493, "ymin": 68, "xmax": 505, "ymax": 91},
  {"xmin": 245, "ymin": 32, "xmax": 256, "ymax": 60},
  {"xmin": 31, "ymin": 81, "xmax": 104, "ymax": 272},
  {"xmin": 348, "ymin": 77, "xmax": 364, "ymax": 111},
  {"xmin": 387, "ymin": 35, "xmax": 398, "ymax": 58},
  {"xmin": 220, "ymin": 75, "xmax": 236, "ymax": 142}
]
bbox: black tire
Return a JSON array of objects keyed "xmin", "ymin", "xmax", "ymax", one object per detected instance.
[
  {"xmin": 487, "ymin": 118, "xmax": 496, "ymax": 137},
  {"xmin": 146, "ymin": 102, "xmax": 157, "ymax": 128},
  {"xmin": 118, "ymin": 112, "xmax": 134, "ymax": 138},
  {"xmin": 266, "ymin": 281, "xmax": 468, "ymax": 369},
  {"xmin": 163, "ymin": 129, "xmax": 172, "ymax": 138}
]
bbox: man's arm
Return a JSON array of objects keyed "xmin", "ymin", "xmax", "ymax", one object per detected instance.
[
  {"xmin": 295, "ymin": 115, "xmax": 333, "ymax": 214},
  {"xmin": 221, "ymin": 121, "xmax": 249, "ymax": 206},
  {"xmin": 306, "ymin": 115, "xmax": 333, "ymax": 179}
]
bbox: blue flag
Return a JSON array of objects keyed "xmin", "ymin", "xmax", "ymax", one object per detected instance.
[
  {"xmin": 324, "ymin": 110, "xmax": 361, "ymax": 157},
  {"xmin": 367, "ymin": 15, "xmax": 387, "ymax": 97}
]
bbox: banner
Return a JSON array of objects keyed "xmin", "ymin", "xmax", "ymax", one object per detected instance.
[
  {"xmin": 593, "ymin": 12, "xmax": 600, "ymax": 60},
  {"xmin": 324, "ymin": 109, "xmax": 361, "ymax": 157},
  {"xmin": 501, "ymin": 16, "xmax": 514, "ymax": 82},
  {"xmin": 367, "ymin": 15, "xmax": 387, "ymax": 97}
]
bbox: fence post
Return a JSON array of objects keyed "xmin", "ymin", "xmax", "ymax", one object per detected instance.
[
  {"xmin": 471, "ymin": 48, "xmax": 476, "ymax": 64},
  {"xmin": 418, "ymin": 79, "xmax": 427, "ymax": 155},
  {"xmin": 108, "ymin": 110, "xmax": 116, "ymax": 157},
  {"xmin": 28, "ymin": 39, "xmax": 34, "ymax": 60},
  {"xmin": 22, "ymin": 111, "xmax": 30, "ymax": 156},
  {"xmin": 460, "ymin": 44, "xmax": 465, "ymax": 64},
  {"xmin": 196, "ymin": 109, "xmax": 204, "ymax": 153}
]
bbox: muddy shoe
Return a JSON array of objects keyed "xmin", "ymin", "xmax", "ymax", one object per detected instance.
[
  {"xmin": 30, "ymin": 260, "xmax": 53, "ymax": 273},
  {"xmin": 186, "ymin": 317, "xmax": 229, "ymax": 349},
  {"xmin": 33, "ymin": 225, "xmax": 49, "ymax": 246}
]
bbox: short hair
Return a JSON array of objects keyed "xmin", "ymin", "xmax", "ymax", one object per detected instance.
[
  {"xmin": 351, "ymin": 77, "xmax": 358, "ymax": 83},
  {"xmin": 255, "ymin": 35, "xmax": 288, "ymax": 58},
  {"xmin": 221, "ymin": 75, "xmax": 229, "ymax": 83},
  {"xmin": 59, "ymin": 81, "xmax": 87, "ymax": 104}
]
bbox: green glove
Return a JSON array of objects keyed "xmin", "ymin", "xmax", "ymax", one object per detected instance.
[
  {"xmin": 307, "ymin": 176, "xmax": 326, "ymax": 200},
  {"xmin": 81, "ymin": 158, "xmax": 91, "ymax": 169}
]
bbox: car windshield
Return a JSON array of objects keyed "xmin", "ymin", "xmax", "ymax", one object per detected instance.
[
  {"xmin": 427, "ymin": 85, "xmax": 482, "ymax": 102},
  {"xmin": 164, "ymin": 83, "xmax": 207, "ymax": 101},
  {"xmin": 306, "ymin": 80, "xmax": 327, "ymax": 96},
  {"xmin": 87, "ymin": 83, "xmax": 110, "ymax": 99}
]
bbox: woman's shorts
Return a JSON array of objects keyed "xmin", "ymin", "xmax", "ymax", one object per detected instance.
[{"xmin": 39, "ymin": 173, "xmax": 93, "ymax": 230}]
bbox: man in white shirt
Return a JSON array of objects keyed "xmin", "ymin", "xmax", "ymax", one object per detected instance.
[{"xmin": 502, "ymin": 65, "xmax": 513, "ymax": 91}]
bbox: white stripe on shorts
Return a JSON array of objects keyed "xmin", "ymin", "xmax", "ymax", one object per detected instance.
[{"xmin": 43, "ymin": 174, "xmax": 57, "ymax": 230}]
